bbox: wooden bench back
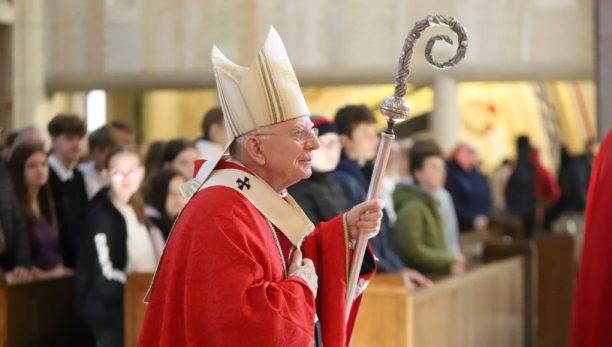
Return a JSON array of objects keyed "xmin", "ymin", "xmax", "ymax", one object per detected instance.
[
  {"xmin": 353, "ymin": 258, "xmax": 526, "ymax": 347},
  {"xmin": 0, "ymin": 275, "xmax": 93, "ymax": 347},
  {"xmin": 124, "ymin": 273, "xmax": 154, "ymax": 347},
  {"xmin": 534, "ymin": 233, "xmax": 575, "ymax": 347}
]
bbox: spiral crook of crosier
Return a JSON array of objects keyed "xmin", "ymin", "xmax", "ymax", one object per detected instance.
[{"xmin": 394, "ymin": 14, "xmax": 468, "ymax": 99}]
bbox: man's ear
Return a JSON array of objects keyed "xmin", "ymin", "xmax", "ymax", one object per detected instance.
[{"xmin": 244, "ymin": 136, "xmax": 266, "ymax": 166}]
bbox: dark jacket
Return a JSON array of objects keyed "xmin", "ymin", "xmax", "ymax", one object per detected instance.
[
  {"xmin": 393, "ymin": 183, "xmax": 454, "ymax": 274},
  {"xmin": 558, "ymin": 154, "xmax": 589, "ymax": 212},
  {"xmin": 445, "ymin": 160, "xmax": 491, "ymax": 231},
  {"xmin": 0, "ymin": 160, "xmax": 31, "ymax": 271},
  {"xmin": 288, "ymin": 171, "xmax": 351, "ymax": 224},
  {"xmin": 49, "ymin": 167, "xmax": 88, "ymax": 268},
  {"xmin": 330, "ymin": 155, "xmax": 369, "ymax": 207},
  {"xmin": 506, "ymin": 141, "xmax": 536, "ymax": 237},
  {"xmin": 544, "ymin": 149, "xmax": 589, "ymax": 229},
  {"xmin": 76, "ymin": 188, "xmax": 127, "ymax": 328},
  {"xmin": 331, "ymin": 156, "xmax": 405, "ymax": 273}
]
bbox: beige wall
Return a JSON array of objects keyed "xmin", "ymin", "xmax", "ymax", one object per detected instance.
[
  {"xmin": 141, "ymin": 90, "xmax": 218, "ymax": 143},
  {"xmin": 10, "ymin": 0, "xmax": 598, "ymax": 156},
  {"xmin": 43, "ymin": 0, "xmax": 593, "ymax": 91}
]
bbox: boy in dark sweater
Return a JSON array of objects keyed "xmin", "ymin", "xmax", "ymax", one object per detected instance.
[{"xmin": 47, "ymin": 114, "xmax": 88, "ymax": 268}]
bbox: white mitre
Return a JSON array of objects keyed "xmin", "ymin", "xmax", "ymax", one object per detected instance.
[{"xmin": 181, "ymin": 26, "xmax": 310, "ymax": 200}]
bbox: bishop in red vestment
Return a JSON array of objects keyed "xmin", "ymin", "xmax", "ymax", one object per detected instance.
[{"xmin": 138, "ymin": 27, "xmax": 382, "ymax": 347}]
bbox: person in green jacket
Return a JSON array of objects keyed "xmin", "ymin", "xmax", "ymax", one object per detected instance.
[{"xmin": 393, "ymin": 140, "xmax": 465, "ymax": 275}]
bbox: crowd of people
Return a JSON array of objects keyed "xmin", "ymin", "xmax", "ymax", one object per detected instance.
[{"xmin": 0, "ymin": 104, "xmax": 595, "ymax": 345}]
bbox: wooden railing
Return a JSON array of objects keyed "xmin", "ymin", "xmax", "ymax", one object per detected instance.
[
  {"xmin": 352, "ymin": 257, "xmax": 526, "ymax": 347},
  {"xmin": 533, "ymin": 234, "xmax": 575, "ymax": 347},
  {"xmin": 0, "ymin": 274, "xmax": 93, "ymax": 347},
  {"xmin": 0, "ymin": 232, "xmax": 575, "ymax": 347},
  {"xmin": 0, "ymin": 273, "xmax": 7, "ymax": 347},
  {"xmin": 124, "ymin": 273, "xmax": 153, "ymax": 347},
  {"xmin": 123, "ymin": 261, "xmax": 525, "ymax": 347}
]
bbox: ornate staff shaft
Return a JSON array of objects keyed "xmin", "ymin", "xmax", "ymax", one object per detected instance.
[{"xmin": 345, "ymin": 14, "xmax": 468, "ymax": 322}]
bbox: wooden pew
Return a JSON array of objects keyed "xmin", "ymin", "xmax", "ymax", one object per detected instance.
[
  {"xmin": 123, "ymin": 258, "xmax": 531, "ymax": 347},
  {"xmin": 351, "ymin": 275, "xmax": 411, "ymax": 346},
  {"xmin": 489, "ymin": 211, "xmax": 525, "ymax": 239},
  {"xmin": 124, "ymin": 273, "xmax": 153, "ymax": 347},
  {"xmin": 483, "ymin": 238, "xmax": 538, "ymax": 347},
  {"xmin": 534, "ymin": 233, "xmax": 575, "ymax": 347},
  {"xmin": 0, "ymin": 274, "xmax": 94, "ymax": 347},
  {"xmin": 483, "ymin": 233, "xmax": 576, "ymax": 347},
  {"xmin": 352, "ymin": 257, "xmax": 525, "ymax": 347},
  {"xmin": 0, "ymin": 271, "xmax": 6, "ymax": 347}
]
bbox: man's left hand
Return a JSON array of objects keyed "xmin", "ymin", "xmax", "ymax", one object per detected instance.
[{"xmin": 346, "ymin": 199, "xmax": 384, "ymax": 240}]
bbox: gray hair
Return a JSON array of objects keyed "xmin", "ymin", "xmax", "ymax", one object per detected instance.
[
  {"xmin": 13, "ymin": 125, "xmax": 45, "ymax": 148},
  {"xmin": 229, "ymin": 127, "xmax": 265, "ymax": 159},
  {"xmin": 229, "ymin": 134, "xmax": 247, "ymax": 159}
]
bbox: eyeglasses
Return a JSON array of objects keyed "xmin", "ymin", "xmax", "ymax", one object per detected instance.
[
  {"xmin": 110, "ymin": 170, "xmax": 142, "ymax": 182},
  {"xmin": 256, "ymin": 127, "xmax": 319, "ymax": 144}
]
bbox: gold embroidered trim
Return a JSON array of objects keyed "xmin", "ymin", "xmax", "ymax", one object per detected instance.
[{"xmin": 343, "ymin": 213, "xmax": 350, "ymax": 284}]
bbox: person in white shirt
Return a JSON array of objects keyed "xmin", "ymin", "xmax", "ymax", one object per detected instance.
[
  {"xmin": 79, "ymin": 125, "xmax": 118, "ymax": 199},
  {"xmin": 433, "ymin": 187, "xmax": 462, "ymax": 255},
  {"xmin": 194, "ymin": 106, "xmax": 227, "ymax": 160}
]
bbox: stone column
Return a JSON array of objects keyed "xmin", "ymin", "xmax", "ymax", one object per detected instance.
[
  {"xmin": 0, "ymin": 23, "xmax": 11, "ymax": 135},
  {"xmin": 431, "ymin": 75, "xmax": 460, "ymax": 154},
  {"xmin": 596, "ymin": 0, "xmax": 612, "ymax": 141},
  {"xmin": 12, "ymin": 0, "xmax": 47, "ymax": 130},
  {"xmin": 0, "ymin": 0, "xmax": 13, "ymax": 134}
]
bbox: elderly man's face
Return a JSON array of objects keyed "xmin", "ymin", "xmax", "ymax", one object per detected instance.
[{"xmin": 257, "ymin": 116, "xmax": 320, "ymax": 189}]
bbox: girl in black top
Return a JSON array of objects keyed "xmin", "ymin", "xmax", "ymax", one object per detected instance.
[{"xmin": 144, "ymin": 168, "xmax": 186, "ymax": 239}]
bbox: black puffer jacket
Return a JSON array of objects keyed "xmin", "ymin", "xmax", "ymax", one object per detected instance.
[
  {"xmin": 76, "ymin": 188, "xmax": 128, "ymax": 325},
  {"xmin": 288, "ymin": 171, "xmax": 350, "ymax": 224}
]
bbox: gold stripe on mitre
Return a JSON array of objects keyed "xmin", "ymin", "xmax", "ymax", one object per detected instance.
[{"xmin": 211, "ymin": 26, "xmax": 310, "ymax": 139}]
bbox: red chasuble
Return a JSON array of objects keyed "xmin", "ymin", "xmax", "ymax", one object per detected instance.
[
  {"xmin": 138, "ymin": 160, "xmax": 376, "ymax": 347},
  {"xmin": 569, "ymin": 131, "xmax": 612, "ymax": 347}
]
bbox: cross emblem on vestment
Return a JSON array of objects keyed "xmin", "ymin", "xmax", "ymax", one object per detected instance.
[{"xmin": 236, "ymin": 177, "xmax": 251, "ymax": 191}]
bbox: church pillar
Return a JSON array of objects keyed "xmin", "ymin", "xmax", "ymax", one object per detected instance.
[
  {"xmin": 12, "ymin": 0, "xmax": 48, "ymax": 130},
  {"xmin": 431, "ymin": 75, "xmax": 460, "ymax": 154}
]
